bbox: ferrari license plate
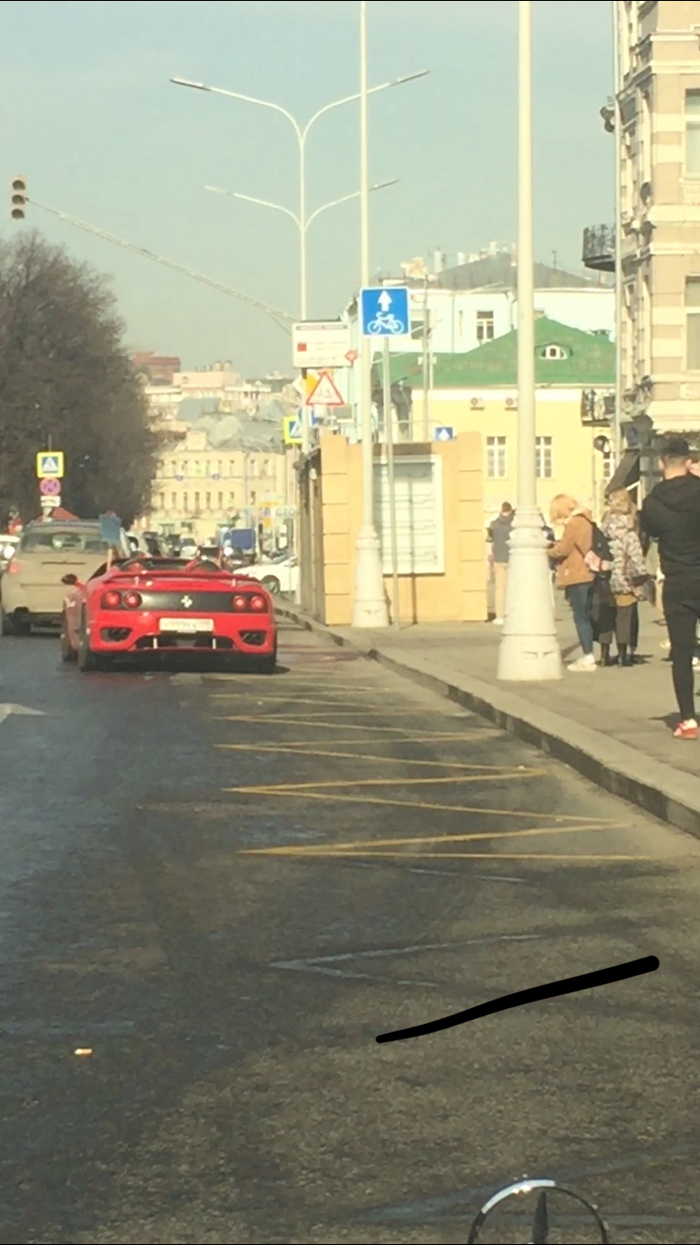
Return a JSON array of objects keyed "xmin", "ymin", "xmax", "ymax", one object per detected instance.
[{"xmin": 159, "ymin": 617, "xmax": 214, "ymax": 633}]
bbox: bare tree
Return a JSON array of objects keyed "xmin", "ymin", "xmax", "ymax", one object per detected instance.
[{"xmin": 0, "ymin": 231, "xmax": 159, "ymax": 527}]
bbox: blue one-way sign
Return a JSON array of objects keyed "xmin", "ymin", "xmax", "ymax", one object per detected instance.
[
  {"xmin": 434, "ymin": 426, "xmax": 455, "ymax": 442},
  {"xmin": 360, "ymin": 286, "xmax": 410, "ymax": 337}
]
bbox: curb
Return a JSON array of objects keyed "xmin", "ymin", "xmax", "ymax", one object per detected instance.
[{"xmin": 278, "ymin": 604, "xmax": 700, "ymax": 840}]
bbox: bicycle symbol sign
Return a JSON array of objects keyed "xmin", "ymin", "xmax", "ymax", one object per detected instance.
[{"xmin": 360, "ymin": 286, "xmax": 410, "ymax": 337}]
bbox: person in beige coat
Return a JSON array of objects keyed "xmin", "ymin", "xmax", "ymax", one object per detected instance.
[{"xmin": 548, "ymin": 494, "xmax": 596, "ymax": 672}]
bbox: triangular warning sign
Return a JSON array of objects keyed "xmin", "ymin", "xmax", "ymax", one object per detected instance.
[
  {"xmin": 42, "ymin": 456, "xmax": 59, "ymax": 472},
  {"xmin": 305, "ymin": 370, "xmax": 344, "ymax": 407}
]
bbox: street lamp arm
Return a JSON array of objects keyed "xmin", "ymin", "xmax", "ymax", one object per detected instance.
[
  {"xmin": 26, "ymin": 197, "xmax": 294, "ymax": 331},
  {"xmin": 171, "ymin": 77, "xmax": 302, "ymax": 140},
  {"xmin": 204, "ymin": 185, "xmax": 300, "ymax": 228},
  {"xmin": 302, "ymin": 70, "xmax": 429, "ymax": 140},
  {"xmin": 304, "ymin": 179, "xmax": 399, "ymax": 230}
]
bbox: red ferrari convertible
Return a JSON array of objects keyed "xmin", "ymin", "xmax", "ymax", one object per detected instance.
[{"xmin": 59, "ymin": 555, "xmax": 277, "ymax": 673}]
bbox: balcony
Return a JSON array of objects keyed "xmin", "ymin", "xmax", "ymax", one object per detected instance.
[
  {"xmin": 582, "ymin": 224, "xmax": 615, "ymax": 273},
  {"xmin": 581, "ymin": 389, "xmax": 615, "ymax": 427}
]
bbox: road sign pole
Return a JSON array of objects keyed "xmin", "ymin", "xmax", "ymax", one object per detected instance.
[
  {"xmin": 422, "ymin": 278, "xmax": 430, "ymax": 441},
  {"xmin": 383, "ymin": 339, "xmax": 400, "ymax": 629},
  {"xmin": 352, "ymin": 0, "xmax": 389, "ymax": 629},
  {"xmin": 300, "ymin": 367, "xmax": 310, "ymax": 454}
]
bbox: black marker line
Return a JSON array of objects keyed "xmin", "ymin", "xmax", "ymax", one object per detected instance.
[{"xmin": 376, "ymin": 955, "xmax": 659, "ymax": 1044}]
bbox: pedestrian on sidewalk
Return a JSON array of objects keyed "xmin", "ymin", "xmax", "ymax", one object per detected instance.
[
  {"xmin": 595, "ymin": 489, "xmax": 648, "ymax": 667},
  {"xmin": 487, "ymin": 502, "xmax": 513, "ymax": 625},
  {"xmin": 548, "ymin": 495, "xmax": 597, "ymax": 673},
  {"xmin": 641, "ymin": 437, "xmax": 700, "ymax": 739}
]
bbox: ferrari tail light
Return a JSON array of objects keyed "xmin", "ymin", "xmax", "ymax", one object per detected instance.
[
  {"xmin": 232, "ymin": 594, "xmax": 248, "ymax": 611},
  {"xmin": 123, "ymin": 590, "xmax": 142, "ymax": 609},
  {"xmin": 250, "ymin": 595, "xmax": 266, "ymax": 612},
  {"xmin": 102, "ymin": 590, "xmax": 122, "ymax": 608}
]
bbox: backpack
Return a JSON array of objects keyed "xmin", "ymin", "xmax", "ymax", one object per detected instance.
[{"xmin": 583, "ymin": 520, "xmax": 613, "ymax": 576}]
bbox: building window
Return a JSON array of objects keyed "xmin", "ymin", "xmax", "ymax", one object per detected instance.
[
  {"xmin": 170, "ymin": 460, "xmax": 177, "ymax": 476},
  {"xmin": 373, "ymin": 455, "xmax": 444, "ymax": 574},
  {"xmin": 686, "ymin": 277, "xmax": 700, "ymax": 370},
  {"xmin": 183, "ymin": 493, "xmax": 189, "ymax": 512},
  {"xmin": 535, "ymin": 436, "xmax": 553, "ymax": 479},
  {"xmin": 229, "ymin": 460, "xmax": 235, "ymax": 476},
  {"xmin": 171, "ymin": 492, "xmax": 177, "ymax": 509},
  {"xmin": 158, "ymin": 493, "xmax": 165, "ymax": 510},
  {"xmin": 540, "ymin": 344, "xmax": 567, "ymax": 360},
  {"xmin": 686, "ymin": 91, "xmax": 700, "ymax": 178},
  {"xmin": 182, "ymin": 461, "xmax": 188, "ymax": 476},
  {"xmin": 217, "ymin": 461, "xmax": 223, "ymax": 477},
  {"xmin": 476, "ymin": 311, "xmax": 495, "ymax": 343},
  {"xmin": 218, "ymin": 492, "xmax": 223, "ymax": 509},
  {"xmin": 194, "ymin": 492, "xmax": 200, "ymax": 511},
  {"xmin": 205, "ymin": 492, "xmax": 211, "ymax": 511},
  {"xmin": 228, "ymin": 492, "xmax": 236, "ymax": 504},
  {"xmin": 486, "ymin": 436, "xmax": 507, "ymax": 479}
]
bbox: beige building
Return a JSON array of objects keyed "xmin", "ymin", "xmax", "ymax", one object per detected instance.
[
  {"xmin": 136, "ymin": 419, "xmax": 295, "ymax": 545},
  {"xmin": 585, "ymin": 1, "xmax": 700, "ymax": 436}
]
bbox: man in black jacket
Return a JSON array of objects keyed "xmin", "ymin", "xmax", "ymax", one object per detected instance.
[{"xmin": 641, "ymin": 437, "xmax": 700, "ymax": 739}]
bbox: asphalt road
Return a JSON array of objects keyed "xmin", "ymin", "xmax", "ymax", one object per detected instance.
[{"xmin": 1, "ymin": 620, "xmax": 699, "ymax": 1244}]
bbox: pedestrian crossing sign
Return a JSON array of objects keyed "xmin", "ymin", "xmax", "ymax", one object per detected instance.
[
  {"xmin": 36, "ymin": 451, "xmax": 64, "ymax": 478},
  {"xmin": 283, "ymin": 416, "xmax": 302, "ymax": 446}
]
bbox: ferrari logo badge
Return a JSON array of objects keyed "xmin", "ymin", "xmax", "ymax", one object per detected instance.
[{"xmin": 181, "ymin": 595, "xmax": 193, "ymax": 608}]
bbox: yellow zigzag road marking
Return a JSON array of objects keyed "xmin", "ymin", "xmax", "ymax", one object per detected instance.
[
  {"xmin": 215, "ymin": 733, "xmax": 492, "ymax": 748},
  {"xmin": 252, "ymin": 850, "xmax": 651, "ymax": 863},
  {"xmin": 215, "ymin": 707, "xmax": 461, "ymax": 717},
  {"xmin": 227, "ymin": 787, "xmax": 616, "ymax": 824},
  {"xmin": 240, "ymin": 821, "xmax": 625, "ymax": 855},
  {"xmin": 230, "ymin": 772, "xmax": 542, "ymax": 793},
  {"xmin": 215, "ymin": 743, "xmax": 541, "ymax": 772},
  {"xmin": 214, "ymin": 715, "xmax": 487, "ymax": 736},
  {"xmin": 206, "ymin": 697, "xmax": 396, "ymax": 707}
]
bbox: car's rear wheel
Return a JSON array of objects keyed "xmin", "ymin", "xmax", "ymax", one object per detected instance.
[
  {"xmin": 78, "ymin": 611, "xmax": 102, "ymax": 672},
  {"xmin": 261, "ymin": 575, "xmax": 281, "ymax": 595},
  {"xmin": 60, "ymin": 614, "xmax": 77, "ymax": 662},
  {"xmin": 1, "ymin": 608, "xmax": 29, "ymax": 636},
  {"xmin": 255, "ymin": 640, "xmax": 277, "ymax": 675}
]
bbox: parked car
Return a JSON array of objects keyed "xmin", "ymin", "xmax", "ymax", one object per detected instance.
[
  {"xmin": 59, "ymin": 554, "xmax": 277, "ymax": 673},
  {"xmin": 0, "ymin": 535, "xmax": 19, "ymax": 575},
  {"xmin": 244, "ymin": 554, "xmax": 299, "ymax": 596},
  {"xmin": 1, "ymin": 517, "xmax": 131, "ymax": 634},
  {"xmin": 179, "ymin": 537, "xmax": 198, "ymax": 560}
]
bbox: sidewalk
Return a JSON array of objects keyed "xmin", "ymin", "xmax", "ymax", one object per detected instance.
[{"xmin": 278, "ymin": 600, "xmax": 700, "ymax": 839}]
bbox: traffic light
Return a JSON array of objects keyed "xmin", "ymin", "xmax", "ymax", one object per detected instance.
[{"xmin": 11, "ymin": 176, "xmax": 26, "ymax": 220}]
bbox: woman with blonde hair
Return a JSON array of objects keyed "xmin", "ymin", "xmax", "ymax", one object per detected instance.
[
  {"xmin": 596, "ymin": 488, "xmax": 648, "ymax": 666},
  {"xmin": 548, "ymin": 494, "xmax": 597, "ymax": 672}
]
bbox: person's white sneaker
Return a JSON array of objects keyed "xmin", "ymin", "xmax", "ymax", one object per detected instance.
[
  {"xmin": 492, "ymin": 617, "xmax": 504, "ymax": 625},
  {"xmin": 568, "ymin": 655, "xmax": 597, "ymax": 673}
]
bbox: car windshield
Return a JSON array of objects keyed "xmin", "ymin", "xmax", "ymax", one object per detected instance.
[{"xmin": 19, "ymin": 526, "xmax": 106, "ymax": 554}]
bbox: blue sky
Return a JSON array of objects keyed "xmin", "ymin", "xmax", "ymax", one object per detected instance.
[{"xmin": 2, "ymin": 1, "xmax": 614, "ymax": 376}]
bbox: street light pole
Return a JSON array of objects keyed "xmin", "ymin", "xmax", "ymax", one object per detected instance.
[
  {"xmin": 352, "ymin": 0, "xmax": 388, "ymax": 628},
  {"xmin": 497, "ymin": 0, "xmax": 561, "ymax": 682},
  {"xmin": 173, "ymin": 70, "xmax": 425, "ymax": 458},
  {"xmin": 612, "ymin": 0, "xmax": 623, "ymax": 465}
]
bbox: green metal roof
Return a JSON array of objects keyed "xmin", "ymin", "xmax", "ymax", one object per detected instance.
[{"xmin": 372, "ymin": 317, "xmax": 615, "ymax": 388}]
